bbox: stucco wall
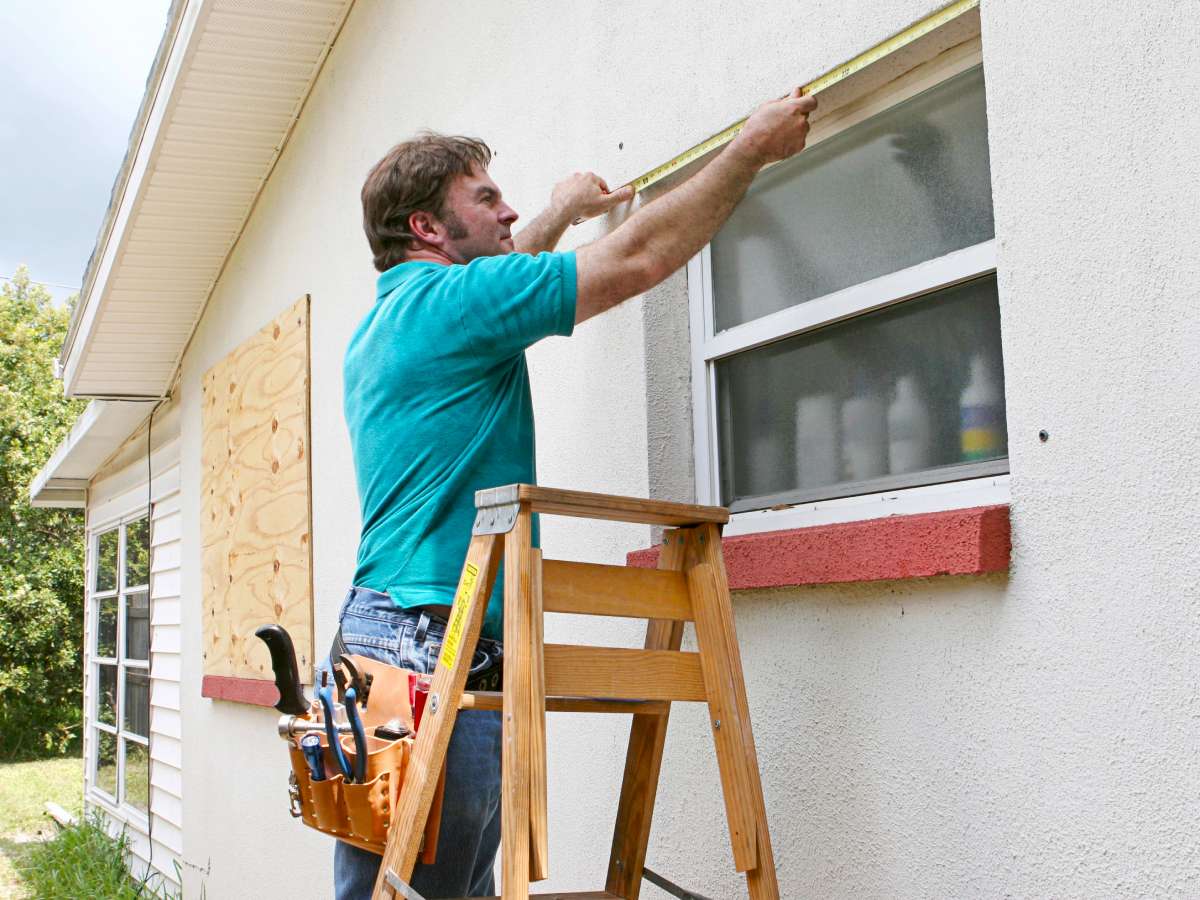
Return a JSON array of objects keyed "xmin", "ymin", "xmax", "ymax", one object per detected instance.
[{"xmin": 172, "ymin": 0, "xmax": 1200, "ymax": 897}]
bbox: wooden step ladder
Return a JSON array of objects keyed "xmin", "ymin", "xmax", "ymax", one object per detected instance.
[{"xmin": 372, "ymin": 484, "xmax": 778, "ymax": 900}]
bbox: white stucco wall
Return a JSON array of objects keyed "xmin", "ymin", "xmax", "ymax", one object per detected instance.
[{"xmin": 170, "ymin": 1, "xmax": 1200, "ymax": 896}]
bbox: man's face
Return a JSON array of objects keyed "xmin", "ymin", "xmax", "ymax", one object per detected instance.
[{"xmin": 435, "ymin": 166, "xmax": 519, "ymax": 262}]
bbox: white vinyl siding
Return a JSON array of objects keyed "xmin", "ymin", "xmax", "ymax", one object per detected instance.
[{"xmin": 83, "ymin": 439, "xmax": 183, "ymax": 887}]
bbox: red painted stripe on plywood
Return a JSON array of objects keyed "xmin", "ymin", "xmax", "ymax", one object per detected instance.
[
  {"xmin": 628, "ymin": 505, "xmax": 1010, "ymax": 588},
  {"xmin": 201, "ymin": 675, "xmax": 278, "ymax": 708}
]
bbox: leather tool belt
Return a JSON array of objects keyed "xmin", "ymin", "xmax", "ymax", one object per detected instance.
[
  {"xmin": 329, "ymin": 617, "xmax": 504, "ymax": 693},
  {"xmin": 284, "ymin": 655, "xmax": 446, "ymax": 860}
]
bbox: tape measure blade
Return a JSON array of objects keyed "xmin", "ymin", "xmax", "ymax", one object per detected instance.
[{"xmin": 625, "ymin": 0, "xmax": 978, "ymax": 193}]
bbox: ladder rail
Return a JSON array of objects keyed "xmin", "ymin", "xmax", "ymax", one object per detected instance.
[{"xmin": 374, "ymin": 494, "xmax": 778, "ymax": 900}]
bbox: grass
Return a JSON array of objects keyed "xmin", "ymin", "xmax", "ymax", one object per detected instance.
[
  {"xmin": 0, "ymin": 756, "xmax": 189, "ymax": 899},
  {"xmin": 0, "ymin": 756, "xmax": 83, "ymax": 835},
  {"xmin": 0, "ymin": 756, "xmax": 83, "ymax": 899},
  {"xmin": 17, "ymin": 812, "xmax": 153, "ymax": 899}
]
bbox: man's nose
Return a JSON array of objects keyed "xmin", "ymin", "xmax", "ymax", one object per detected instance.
[{"xmin": 499, "ymin": 203, "xmax": 518, "ymax": 225}]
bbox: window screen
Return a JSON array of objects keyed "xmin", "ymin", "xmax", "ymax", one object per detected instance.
[
  {"xmin": 716, "ymin": 274, "xmax": 1005, "ymax": 508},
  {"xmin": 711, "ymin": 66, "xmax": 993, "ymax": 332},
  {"xmin": 699, "ymin": 63, "xmax": 1005, "ymax": 512}
]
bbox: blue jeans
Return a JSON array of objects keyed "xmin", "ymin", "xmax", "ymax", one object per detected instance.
[{"xmin": 329, "ymin": 587, "xmax": 503, "ymax": 899}]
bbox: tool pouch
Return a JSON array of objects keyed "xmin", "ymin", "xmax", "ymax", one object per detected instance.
[{"xmin": 283, "ymin": 656, "xmax": 445, "ymax": 860}]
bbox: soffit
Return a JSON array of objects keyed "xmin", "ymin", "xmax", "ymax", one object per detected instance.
[
  {"xmin": 61, "ymin": 0, "xmax": 354, "ymax": 398},
  {"xmin": 28, "ymin": 401, "xmax": 160, "ymax": 507}
]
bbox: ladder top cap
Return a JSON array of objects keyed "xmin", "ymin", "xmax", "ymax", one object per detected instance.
[{"xmin": 474, "ymin": 483, "xmax": 729, "ymax": 527}]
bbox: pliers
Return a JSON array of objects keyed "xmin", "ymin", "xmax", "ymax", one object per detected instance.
[
  {"xmin": 344, "ymin": 686, "xmax": 369, "ymax": 784},
  {"xmin": 318, "ymin": 683, "xmax": 354, "ymax": 781}
]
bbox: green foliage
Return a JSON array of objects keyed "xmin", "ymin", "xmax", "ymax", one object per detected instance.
[
  {"xmin": 0, "ymin": 267, "xmax": 87, "ymax": 759},
  {"xmin": 16, "ymin": 812, "xmax": 182, "ymax": 899}
]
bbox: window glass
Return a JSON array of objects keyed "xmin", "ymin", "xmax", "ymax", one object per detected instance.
[
  {"xmin": 125, "ymin": 592, "xmax": 150, "ymax": 660},
  {"xmin": 97, "ymin": 664, "xmax": 118, "ymax": 725},
  {"xmin": 716, "ymin": 274, "xmax": 1006, "ymax": 507},
  {"xmin": 124, "ymin": 670, "xmax": 150, "ymax": 738},
  {"xmin": 95, "ymin": 731, "xmax": 117, "ymax": 797},
  {"xmin": 123, "ymin": 741, "xmax": 150, "ymax": 814},
  {"xmin": 711, "ymin": 66, "xmax": 993, "ymax": 331},
  {"xmin": 96, "ymin": 529, "xmax": 118, "ymax": 592},
  {"xmin": 97, "ymin": 597, "xmax": 118, "ymax": 658},
  {"xmin": 124, "ymin": 517, "xmax": 150, "ymax": 588}
]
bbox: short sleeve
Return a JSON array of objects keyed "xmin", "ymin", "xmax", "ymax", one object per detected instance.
[{"xmin": 455, "ymin": 251, "xmax": 576, "ymax": 361}]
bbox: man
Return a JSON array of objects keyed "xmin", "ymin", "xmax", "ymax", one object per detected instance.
[{"xmin": 336, "ymin": 87, "xmax": 817, "ymax": 898}]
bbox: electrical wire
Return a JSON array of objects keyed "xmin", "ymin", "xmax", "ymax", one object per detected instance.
[
  {"xmin": 141, "ymin": 397, "xmax": 165, "ymax": 891},
  {"xmin": 0, "ymin": 272, "xmax": 81, "ymax": 292}
]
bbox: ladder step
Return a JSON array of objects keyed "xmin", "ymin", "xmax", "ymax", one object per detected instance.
[
  {"xmin": 544, "ymin": 644, "xmax": 707, "ymax": 702},
  {"xmin": 543, "ymin": 560, "xmax": 693, "ymax": 621},
  {"xmin": 475, "ymin": 483, "xmax": 729, "ymax": 527},
  {"xmin": 461, "ymin": 692, "xmax": 670, "ymax": 715},
  {"xmin": 461, "ymin": 893, "xmax": 619, "ymax": 899}
]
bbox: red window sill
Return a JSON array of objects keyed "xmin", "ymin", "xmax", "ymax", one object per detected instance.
[
  {"xmin": 202, "ymin": 675, "xmax": 280, "ymax": 708},
  {"xmin": 627, "ymin": 504, "xmax": 1010, "ymax": 588},
  {"xmin": 205, "ymin": 507, "xmax": 1010, "ymax": 708}
]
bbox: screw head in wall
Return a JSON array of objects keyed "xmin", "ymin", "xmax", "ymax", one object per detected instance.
[{"xmin": 1039, "ymin": 429, "xmax": 1050, "ymax": 442}]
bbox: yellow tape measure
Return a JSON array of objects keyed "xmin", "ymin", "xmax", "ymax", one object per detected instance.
[{"xmin": 627, "ymin": 0, "xmax": 979, "ymax": 193}]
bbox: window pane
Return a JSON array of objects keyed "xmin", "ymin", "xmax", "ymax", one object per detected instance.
[
  {"xmin": 124, "ymin": 669, "xmax": 150, "ymax": 738},
  {"xmin": 711, "ymin": 66, "xmax": 994, "ymax": 331},
  {"xmin": 716, "ymin": 275, "xmax": 1006, "ymax": 507},
  {"xmin": 124, "ymin": 517, "xmax": 150, "ymax": 588},
  {"xmin": 97, "ymin": 597, "xmax": 117, "ymax": 658},
  {"xmin": 122, "ymin": 740, "xmax": 149, "ymax": 814},
  {"xmin": 125, "ymin": 592, "xmax": 150, "ymax": 660},
  {"xmin": 96, "ymin": 529, "xmax": 118, "ymax": 592},
  {"xmin": 95, "ymin": 730, "xmax": 117, "ymax": 797},
  {"xmin": 97, "ymin": 664, "xmax": 117, "ymax": 725}
]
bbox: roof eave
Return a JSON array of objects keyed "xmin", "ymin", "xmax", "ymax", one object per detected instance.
[
  {"xmin": 28, "ymin": 400, "xmax": 159, "ymax": 507},
  {"xmin": 57, "ymin": 0, "xmax": 191, "ymax": 398}
]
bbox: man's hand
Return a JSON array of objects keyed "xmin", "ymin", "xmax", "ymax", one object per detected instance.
[
  {"xmin": 552, "ymin": 172, "xmax": 635, "ymax": 225},
  {"xmin": 730, "ymin": 89, "xmax": 819, "ymax": 168},
  {"xmin": 575, "ymin": 88, "xmax": 817, "ymax": 325}
]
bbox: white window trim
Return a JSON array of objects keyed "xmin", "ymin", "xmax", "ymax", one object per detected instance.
[
  {"xmin": 687, "ymin": 43, "xmax": 1009, "ymax": 534},
  {"xmin": 86, "ymin": 510, "xmax": 153, "ymax": 826}
]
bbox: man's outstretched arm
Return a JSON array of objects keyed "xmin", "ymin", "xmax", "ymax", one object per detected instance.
[
  {"xmin": 575, "ymin": 89, "xmax": 818, "ymax": 324},
  {"xmin": 513, "ymin": 173, "xmax": 633, "ymax": 255}
]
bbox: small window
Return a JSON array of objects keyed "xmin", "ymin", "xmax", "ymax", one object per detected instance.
[
  {"xmin": 690, "ymin": 56, "xmax": 1006, "ymax": 520},
  {"xmin": 88, "ymin": 515, "xmax": 152, "ymax": 815}
]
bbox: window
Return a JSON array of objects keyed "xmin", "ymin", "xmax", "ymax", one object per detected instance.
[
  {"xmin": 90, "ymin": 515, "xmax": 151, "ymax": 815},
  {"xmin": 689, "ymin": 55, "xmax": 1006, "ymax": 527}
]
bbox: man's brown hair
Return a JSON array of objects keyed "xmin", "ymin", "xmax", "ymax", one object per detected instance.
[{"xmin": 361, "ymin": 132, "xmax": 493, "ymax": 272}]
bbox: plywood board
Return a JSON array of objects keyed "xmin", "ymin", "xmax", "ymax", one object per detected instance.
[{"xmin": 201, "ymin": 296, "xmax": 313, "ymax": 684}]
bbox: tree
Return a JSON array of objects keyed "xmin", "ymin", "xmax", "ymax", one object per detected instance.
[{"xmin": 0, "ymin": 266, "xmax": 87, "ymax": 758}]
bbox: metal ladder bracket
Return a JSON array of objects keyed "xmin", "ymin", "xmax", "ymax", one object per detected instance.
[
  {"xmin": 642, "ymin": 866, "xmax": 714, "ymax": 900},
  {"xmin": 383, "ymin": 868, "xmax": 427, "ymax": 900},
  {"xmin": 472, "ymin": 485, "xmax": 520, "ymax": 535}
]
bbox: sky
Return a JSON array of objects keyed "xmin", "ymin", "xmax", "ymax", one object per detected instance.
[{"xmin": 0, "ymin": 1, "xmax": 170, "ymax": 303}]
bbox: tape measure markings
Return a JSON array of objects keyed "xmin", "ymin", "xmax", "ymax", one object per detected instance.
[{"xmin": 627, "ymin": 0, "xmax": 979, "ymax": 193}]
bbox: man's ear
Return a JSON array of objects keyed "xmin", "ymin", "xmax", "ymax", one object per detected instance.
[{"xmin": 408, "ymin": 210, "xmax": 442, "ymax": 246}]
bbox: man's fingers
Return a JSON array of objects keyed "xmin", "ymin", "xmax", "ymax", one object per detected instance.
[{"xmin": 609, "ymin": 184, "xmax": 635, "ymax": 204}]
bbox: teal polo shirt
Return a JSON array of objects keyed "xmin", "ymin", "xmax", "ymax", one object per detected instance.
[{"xmin": 343, "ymin": 251, "xmax": 577, "ymax": 640}]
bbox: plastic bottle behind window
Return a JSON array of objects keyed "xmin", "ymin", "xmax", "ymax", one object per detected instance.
[
  {"xmin": 959, "ymin": 353, "xmax": 1004, "ymax": 461},
  {"xmin": 888, "ymin": 374, "xmax": 933, "ymax": 474},
  {"xmin": 840, "ymin": 373, "xmax": 888, "ymax": 481},
  {"xmin": 795, "ymin": 392, "xmax": 839, "ymax": 489}
]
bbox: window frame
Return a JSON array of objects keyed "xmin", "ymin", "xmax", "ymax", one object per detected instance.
[
  {"xmin": 86, "ymin": 511, "xmax": 152, "ymax": 824},
  {"xmin": 687, "ymin": 41, "xmax": 1009, "ymax": 535}
]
